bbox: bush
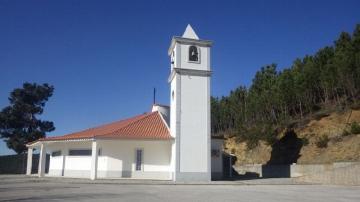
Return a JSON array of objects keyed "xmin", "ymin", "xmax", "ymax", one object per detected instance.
[
  {"xmin": 315, "ymin": 135, "xmax": 329, "ymax": 148},
  {"xmin": 350, "ymin": 122, "xmax": 360, "ymax": 134}
]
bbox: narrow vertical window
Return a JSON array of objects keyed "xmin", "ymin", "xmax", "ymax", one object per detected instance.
[
  {"xmin": 189, "ymin": 45, "xmax": 199, "ymax": 62},
  {"xmin": 135, "ymin": 149, "xmax": 143, "ymax": 171}
]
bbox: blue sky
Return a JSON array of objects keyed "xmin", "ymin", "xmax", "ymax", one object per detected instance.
[{"xmin": 1, "ymin": 0, "xmax": 360, "ymax": 155}]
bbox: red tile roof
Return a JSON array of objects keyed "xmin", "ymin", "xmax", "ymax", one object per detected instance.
[{"xmin": 38, "ymin": 111, "xmax": 172, "ymax": 142}]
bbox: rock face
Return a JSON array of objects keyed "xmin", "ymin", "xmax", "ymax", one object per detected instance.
[{"xmin": 224, "ymin": 109, "xmax": 360, "ymax": 165}]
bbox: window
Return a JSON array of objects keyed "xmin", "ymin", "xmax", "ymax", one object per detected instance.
[
  {"xmin": 51, "ymin": 150, "xmax": 61, "ymax": 157},
  {"xmin": 69, "ymin": 149, "xmax": 92, "ymax": 156},
  {"xmin": 135, "ymin": 149, "xmax": 143, "ymax": 171},
  {"xmin": 189, "ymin": 45, "xmax": 199, "ymax": 62}
]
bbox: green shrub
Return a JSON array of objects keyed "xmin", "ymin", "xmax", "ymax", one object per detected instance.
[
  {"xmin": 315, "ymin": 135, "xmax": 329, "ymax": 148},
  {"xmin": 350, "ymin": 122, "xmax": 360, "ymax": 134}
]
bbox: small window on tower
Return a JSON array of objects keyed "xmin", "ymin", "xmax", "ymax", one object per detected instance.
[{"xmin": 189, "ymin": 46, "xmax": 199, "ymax": 62}]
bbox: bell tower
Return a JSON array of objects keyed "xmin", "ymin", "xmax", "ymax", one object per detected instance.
[{"xmin": 168, "ymin": 25, "xmax": 212, "ymax": 181}]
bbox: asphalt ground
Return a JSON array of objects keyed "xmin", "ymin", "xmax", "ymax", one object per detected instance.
[{"xmin": 0, "ymin": 175, "xmax": 359, "ymax": 202}]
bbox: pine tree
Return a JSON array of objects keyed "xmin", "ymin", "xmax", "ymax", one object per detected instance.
[{"xmin": 0, "ymin": 83, "xmax": 55, "ymax": 154}]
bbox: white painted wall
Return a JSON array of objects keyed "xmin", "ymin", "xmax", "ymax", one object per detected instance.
[
  {"xmin": 45, "ymin": 140, "xmax": 172, "ymax": 179},
  {"xmin": 171, "ymin": 43, "xmax": 180, "ymax": 71},
  {"xmin": 179, "ymin": 74, "xmax": 209, "ymax": 172},
  {"xmin": 47, "ymin": 141, "xmax": 93, "ymax": 177},
  {"xmin": 99, "ymin": 140, "xmax": 171, "ymax": 173},
  {"xmin": 170, "ymin": 43, "xmax": 210, "ymax": 71},
  {"xmin": 170, "ymin": 74, "xmax": 177, "ymax": 139},
  {"xmin": 65, "ymin": 156, "xmax": 91, "ymax": 170},
  {"xmin": 49, "ymin": 156, "xmax": 64, "ymax": 176},
  {"xmin": 179, "ymin": 45, "xmax": 210, "ymax": 71}
]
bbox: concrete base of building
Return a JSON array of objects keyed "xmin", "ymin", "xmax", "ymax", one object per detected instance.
[
  {"xmin": 175, "ymin": 172, "xmax": 211, "ymax": 182},
  {"xmin": 48, "ymin": 169, "xmax": 172, "ymax": 180}
]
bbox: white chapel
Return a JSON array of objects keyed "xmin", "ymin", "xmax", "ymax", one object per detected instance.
[{"xmin": 26, "ymin": 25, "xmax": 223, "ymax": 181}]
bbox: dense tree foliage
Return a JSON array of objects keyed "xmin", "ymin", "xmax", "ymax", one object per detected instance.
[
  {"xmin": 0, "ymin": 83, "xmax": 55, "ymax": 154},
  {"xmin": 212, "ymin": 24, "xmax": 360, "ymax": 148}
]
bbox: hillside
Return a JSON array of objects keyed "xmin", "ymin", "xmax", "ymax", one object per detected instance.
[
  {"xmin": 212, "ymin": 24, "xmax": 360, "ymax": 166},
  {"xmin": 224, "ymin": 109, "xmax": 360, "ymax": 166}
]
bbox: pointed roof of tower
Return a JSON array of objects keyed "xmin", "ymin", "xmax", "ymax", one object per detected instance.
[
  {"xmin": 182, "ymin": 24, "xmax": 199, "ymax": 40},
  {"xmin": 168, "ymin": 24, "xmax": 212, "ymax": 55}
]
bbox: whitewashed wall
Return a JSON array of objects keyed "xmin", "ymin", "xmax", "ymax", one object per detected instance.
[
  {"xmin": 47, "ymin": 141, "xmax": 93, "ymax": 177},
  {"xmin": 98, "ymin": 139, "xmax": 172, "ymax": 179},
  {"xmin": 179, "ymin": 45, "xmax": 210, "ymax": 71},
  {"xmin": 179, "ymin": 74, "xmax": 209, "ymax": 173},
  {"xmin": 46, "ymin": 140, "xmax": 172, "ymax": 180}
]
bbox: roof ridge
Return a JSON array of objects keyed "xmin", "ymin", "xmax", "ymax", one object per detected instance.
[{"xmin": 95, "ymin": 111, "xmax": 157, "ymax": 138}]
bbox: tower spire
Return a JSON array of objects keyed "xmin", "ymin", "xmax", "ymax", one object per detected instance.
[{"xmin": 182, "ymin": 24, "xmax": 199, "ymax": 39}]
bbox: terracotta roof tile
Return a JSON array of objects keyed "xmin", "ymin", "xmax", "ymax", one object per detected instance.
[{"xmin": 39, "ymin": 111, "xmax": 172, "ymax": 142}]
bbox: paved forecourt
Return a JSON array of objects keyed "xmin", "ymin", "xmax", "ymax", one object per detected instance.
[{"xmin": 0, "ymin": 175, "xmax": 359, "ymax": 202}]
